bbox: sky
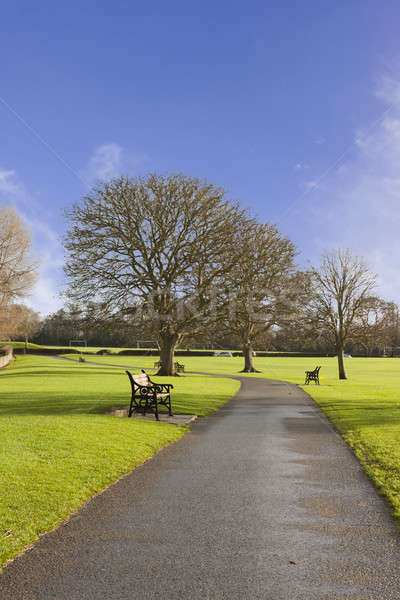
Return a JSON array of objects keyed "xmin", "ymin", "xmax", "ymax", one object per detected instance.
[{"xmin": 1, "ymin": 1, "xmax": 400, "ymax": 315}]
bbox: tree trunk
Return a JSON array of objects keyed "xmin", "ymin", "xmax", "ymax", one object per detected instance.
[
  {"xmin": 157, "ymin": 334, "xmax": 178, "ymax": 376},
  {"xmin": 240, "ymin": 343, "xmax": 260, "ymax": 373},
  {"xmin": 337, "ymin": 345, "xmax": 347, "ymax": 380}
]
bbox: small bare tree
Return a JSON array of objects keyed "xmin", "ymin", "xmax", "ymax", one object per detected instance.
[
  {"xmin": 0, "ymin": 303, "xmax": 40, "ymax": 347},
  {"xmin": 223, "ymin": 223, "xmax": 297, "ymax": 372},
  {"xmin": 0, "ymin": 204, "xmax": 37, "ymax": 310},
  {"xmin": 14, "ymin": 304, "xmax": 41, "ymax": 350},
  {"xmin": 64, "ymin": 173, "xmax": 247, "ymax": 375},
  {"xmin": 311, "ymin": 249, "xmax": 376, "ymax": 379}
]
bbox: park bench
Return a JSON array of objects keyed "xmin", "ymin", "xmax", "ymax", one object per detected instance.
[
  {"xmin": 304, "ymin": 366, "xmax": 321, "ymax": 385},
  {"xmin": 154, "ymin": 360, "xmax": 185, "ymax": 373},
  {"xmin": 126, "ymin": 370, "xmax": 174, "ymax": 421}
]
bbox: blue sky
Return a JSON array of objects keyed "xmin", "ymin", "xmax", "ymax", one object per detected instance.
[{"xmin": 1, "ymin": 1, "xmax": 400, "ymax": 314}]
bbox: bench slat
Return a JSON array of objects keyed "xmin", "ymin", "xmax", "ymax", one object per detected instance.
[{"xmin": 132, "ymin": 374, "xmax": 150, "ymax": 386}]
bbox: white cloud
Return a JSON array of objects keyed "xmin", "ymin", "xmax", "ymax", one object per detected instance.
[
  {"xmin": 87, "ymin": 142, "xmax": 123, "ymax": 180},
  {"xmin": 313, "ymin": 136, "xmax": 325, "ymax": 145},
  {"xmin": 375, "ymin": 74, "xmax": 400, "ymax": 105},
  {"xmin": 85, "ymin": 142, "xmax": 150, "ymax": 182},
  {"xmin": 292, "ymin": 75, "xmax": 400, "ymax": 301},
  {"xmin": 0, "ymin": 169, "xmax": 31, "ymax": 207},
  {"xmin": 303, "ymin": 179, "xmax": 321, "ymax": 191},
  {"xmin": 294, "ymin": 162, "xmax": 309, "ymax": 171},
  {"xmin": 0, "ymin": 169, "xmax": 20, "ymax": 193},
  {"xmin": 25, "ymin": 274, "xmax": 63, "ymax": 316}
]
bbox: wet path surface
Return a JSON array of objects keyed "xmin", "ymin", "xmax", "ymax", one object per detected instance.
[{"xmin": 1, "ymin": 376, "xmax": 400, "ymax": 599}]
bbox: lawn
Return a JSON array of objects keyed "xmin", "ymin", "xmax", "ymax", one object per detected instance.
[
  {"xmin": 65, "ymin": 353, "xmax": 400, "ymax": 520},
  {"xmin": 0, "ymin": 355, "xmax": 240, "ymax": 567}
]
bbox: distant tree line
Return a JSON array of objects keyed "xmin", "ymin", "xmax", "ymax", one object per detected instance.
[{"xmin": 34, "ymin": 292, "xmax": 400, "ymax": 360}]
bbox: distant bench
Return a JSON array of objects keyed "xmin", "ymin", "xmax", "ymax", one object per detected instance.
[
  {"xmin": 154, "ymin": 361, "xmax": 185, "ymax": 373},
  {"xmin": 304, "ymin": 366, "xmax": 321, "ymax": 385},
  {"xmin": 126, "ymin": 370, "xmax": 174, "ymax": 421}
]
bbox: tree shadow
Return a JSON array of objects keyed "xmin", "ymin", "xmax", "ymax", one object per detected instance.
[
  {"xmin": 0, "ymin": 367, "xmax": 129, "ymax": 416},
  {"xmin": 317, "ymin": 401, "xmax": 400, "ymax": 431},
  {"xmin": 0, "ymin": 391, "xmax": 129, "ymax": 416}
]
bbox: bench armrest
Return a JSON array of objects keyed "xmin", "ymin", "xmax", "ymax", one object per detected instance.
[
  {"xmin": 148, "ymin": 378, "xmax": 174, "ymax": 392},
  {"xmin": 135, "ymin": 384, "xmax": 159, "ymax": 395}
]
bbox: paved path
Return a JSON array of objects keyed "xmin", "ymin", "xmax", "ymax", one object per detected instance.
[{"xmin": 1, "ymin": 376, "xmax": 400, "ymax": 599}]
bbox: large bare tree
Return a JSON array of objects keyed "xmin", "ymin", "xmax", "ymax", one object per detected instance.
[
  {"xmin": 0, "ymin": 204, "xmax": 37, "ymax": 310},
  {"xmin": 64, "ymin": 173, "xmax": 247, "ymax": 375},
  {"xmin": 222, "ymin": 223, "xmax": 298, "ymax": 372},
  {"xmin": 311, "ymin": 249, "xmax": 376, "ymax": 379}
]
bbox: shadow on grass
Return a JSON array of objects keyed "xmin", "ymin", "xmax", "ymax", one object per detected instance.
[
  {"xmin": 317, "ymin": 401, "xmax": 400, "ymax": 431},
  {"xmin": 0, "ymin": 368, "xmax": 125, "ymax": 378},
  {"xmin": 0, "ymin": 391, "xmax": 129, "ymax": 416},
  {"xmin": 0, "ymin": 365, "xmax": 129, "ymax": 415}
]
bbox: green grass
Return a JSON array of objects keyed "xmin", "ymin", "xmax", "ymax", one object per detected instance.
[
  {"xmin": 65, "ymin": 353, "xmax": 400, "ymax": 520},
  {"xmin": 0, "ymin": 355, "xmax": 239, "ymax": 567}
]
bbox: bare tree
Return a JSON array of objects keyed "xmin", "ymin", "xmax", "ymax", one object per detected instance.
[
  {"xmin": 0, "ymin": 204, "xmax": 37, "ymax": 309},
  {"xmin": 352, "ymin": 297, "xmax": 400, "ymax": 356},
  {"xmin": 0, "ymin": 303, "xmax": 40, "ymax": 342},
  {"xmin": 64, "ymin": 173, "xmax": 247, "ymax": 375},
  {"xmin": 14, "ymin": 304, "xmax": 41, "ymax": 350},
  {"xmin": 311, "ymin": 249, "xmax": 376, "ymax": 379},
  {"xmin": 223, "ymin": 223, "xmax": 297, "ymax": 372}
]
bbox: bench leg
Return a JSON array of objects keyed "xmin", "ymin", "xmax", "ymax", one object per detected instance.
[
  {"xmin": 154, "ymin": 400, "xmax": 159, "ymax": 421},
  {"xmin": 168, "ymin": 395, "xmax": 173, "ymax": 417},
  {"xmin": 128, "ymin": 397, "xmax": 134, "ymax": 417}
]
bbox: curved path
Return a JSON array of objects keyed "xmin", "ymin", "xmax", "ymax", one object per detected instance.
[{"xmin": 1, "ymin": 375, "xmax": 400, "ymax": 599}]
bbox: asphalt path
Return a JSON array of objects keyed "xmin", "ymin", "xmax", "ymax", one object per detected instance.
[{"xmin": 1, "ymin": 374, "xmax": 400, "ymax": 599}]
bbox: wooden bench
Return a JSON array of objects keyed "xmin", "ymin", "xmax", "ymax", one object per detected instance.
[
  {"xmin": 126, "ymin": 370, "xmax": 174, "ymax": 420},
  {"xmin": 304, "ymin": 366, "xmax": 321, "ymax": 385},
  {"xmin": 154, "ymin": 361, "xmax": 185, "ymax": 373}
]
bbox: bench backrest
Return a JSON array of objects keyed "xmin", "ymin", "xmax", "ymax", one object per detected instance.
[
  {"xmin": 126, "ymin": 370, "xmax": 151, "ymax": 391},
  {"xmin": 308, "ymin": 366, "xmax": 321, "ymax": 376}
]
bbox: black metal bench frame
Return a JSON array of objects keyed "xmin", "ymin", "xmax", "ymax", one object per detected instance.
[
  {"xmin": 304, "ymin": 365, "xmax": 321, "ymax": 385},
  {"xmin": 126, "ymin": 370, "xmax": 174, "ymax": 421}
]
